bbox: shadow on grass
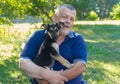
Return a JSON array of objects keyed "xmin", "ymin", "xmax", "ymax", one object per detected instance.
[
  {"xmin": 73, "ymin": 24, "xmax": 120, "ymax": 83},
  {"xmin": 0, "ymin": 56, "xmax": 30, "ymax": 84},
  {"xmin": 1, "ymin": 24, "xmax": 120, "ymax": 84}
]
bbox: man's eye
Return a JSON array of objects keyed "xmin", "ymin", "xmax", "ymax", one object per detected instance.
[
  {"xmin": 70, "ymin": 18, "xmax": 74, "ymax": 21},
  {"xmin": 61, "ymin": 15, "xmax": 67, "ymax": 18},
  {"xmin": 63, "ymin": 15, "xmax": 68, "ymax": 19}
]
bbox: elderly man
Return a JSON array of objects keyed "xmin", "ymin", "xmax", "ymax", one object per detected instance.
[{"xmin": 19, "ymin": 4, "xmax": 87, "ymax": 84}]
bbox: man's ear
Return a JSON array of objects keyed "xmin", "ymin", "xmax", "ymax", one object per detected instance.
[{"xmin": 52, "ymin": 14, "xmax": 59, "ymax": 23}]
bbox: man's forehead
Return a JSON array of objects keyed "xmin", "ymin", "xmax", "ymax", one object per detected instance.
[
  {"xmin": 60, "ymin": 7, "xmax": 76, "ymax": 14},
  {"xmin": 59, "ymin": 7, "xmax": 76, "ymax": 17}
]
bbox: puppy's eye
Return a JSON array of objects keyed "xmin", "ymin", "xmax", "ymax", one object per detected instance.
[
  {"xmin": 54, "ymin": 29, "xmax": 58, "ymax": 32},
  {"xmin": 49, "ymin": 30, "xmax": 53, "ymax": 32}
]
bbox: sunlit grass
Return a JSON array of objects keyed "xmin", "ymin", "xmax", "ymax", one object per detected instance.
[
  {"xmin": 0, "ymin": 24, "xmax": 120, "ymax": 84},
  {"xmin": 85, "ymin": 60, "xmax": 120, "ymax": 84},
  {"xmin": 0, "ymin": 26, "xmax": 35, "ymax": 83},
  {"xmin": 73, "ymin": 25, "xmax": 120, "ymax": 84}
]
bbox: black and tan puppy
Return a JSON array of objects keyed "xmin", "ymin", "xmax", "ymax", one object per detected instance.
[{"xmin": 33, "ymin": 22, "xmax": 73, "ymax": 69}]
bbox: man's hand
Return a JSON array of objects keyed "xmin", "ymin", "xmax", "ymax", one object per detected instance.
[
  {"xmin": 43, "ymin": 70, "xmax": 68, "ymax": 84},
  {"xmin": 19, "ymin": 59, "xmax": 67, "ymax": 84},
  {"xmin": 37, "ymin": 79, "xmax": 49, "ymax": 84},
  {"xmin": 60, "ymin": 62, "xmax": 86, "ymax": 80}
]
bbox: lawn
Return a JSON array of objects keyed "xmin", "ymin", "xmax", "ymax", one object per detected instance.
[
  {"xmin": 73, "ymin": 24, "xmax": 120, "ymax": 84},
  {"xmin": 0, "ymin": 23, "xmax": 120, "ymax": 84}
]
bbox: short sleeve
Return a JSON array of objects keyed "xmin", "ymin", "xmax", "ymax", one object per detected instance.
[
  {"xmin": 71, "ymin": 35, "xmax": 87, "ymax": 65},
  {"xmin": 20, "ymin": 30, "xmax": 45, "ymax": 60}
]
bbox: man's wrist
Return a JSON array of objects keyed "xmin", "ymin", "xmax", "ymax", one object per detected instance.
[{"xmin": 42, "ymin": 69, "xmax": 50, "ymax": 80}]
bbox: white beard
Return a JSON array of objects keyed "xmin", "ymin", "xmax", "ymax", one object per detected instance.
[{"xmin": 60, "ymin": 28, "xmax": 71, "ymax": 36}]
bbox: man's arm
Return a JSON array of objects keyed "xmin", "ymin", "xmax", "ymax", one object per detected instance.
[
  {"xmin": 19, "ymin": 58, "xmax": 68, "ymax": 84},
  {"xmin": 60, "ymin": 62, "xmax": 86, "ymax": 80}
]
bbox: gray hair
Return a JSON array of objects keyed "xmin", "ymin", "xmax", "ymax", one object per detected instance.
[{"xmin": 55, "ymin": 4, "xmax": 76, "ymax": 15}]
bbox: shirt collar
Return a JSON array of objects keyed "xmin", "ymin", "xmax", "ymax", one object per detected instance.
[
  {"xmin": 67, "ymin": 31, "xmax": 74, "ymax": 38},
  {"xmin": 44, "ymin": 30, "xmax": 77, "ymax": 38}
]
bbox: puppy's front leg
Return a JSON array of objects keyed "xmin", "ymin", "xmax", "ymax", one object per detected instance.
[{"xmin": 50, "ymin": 54, "xmax": 73, "ymax": 68}]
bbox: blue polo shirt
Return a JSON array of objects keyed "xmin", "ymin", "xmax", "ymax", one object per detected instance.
[{"xmin": 20, "ymin": 29, "xmax": 87, "ymax": 84}]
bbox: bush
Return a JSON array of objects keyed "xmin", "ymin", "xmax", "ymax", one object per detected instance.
[
  {"xmin": 87, "ymin": 11, "xmax": 99, "ymax": 21},
  {"xmin": 0, "ymin": 17, "xmax": 12, "ymax": 25},
  {"xmin": 110, "ymin": 3, "xmax": 120, "ymax": 20}
]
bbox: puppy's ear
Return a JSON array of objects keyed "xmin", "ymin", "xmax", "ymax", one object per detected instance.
[
  {"xmin": 42, "ymin": 24, "xmax": 49, "ymax": 30},
  {"xmin": 59, "ymin": 22, "xmax": 64, "ymax": 26},
  {"xmin": 56, "ymin": 22, "xmax": 64, "ymax": 29}
]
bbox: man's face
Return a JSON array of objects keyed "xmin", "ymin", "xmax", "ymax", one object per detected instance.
[{"xmin": 53, "ymin": 7, "xmax": 76, "ymax": 36}]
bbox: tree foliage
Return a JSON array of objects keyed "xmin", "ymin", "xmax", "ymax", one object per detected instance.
[
  {"xmin": 0, "ymin": 0, "xmax": 61, "ymax": 24},
  {"xmin": 0, "ymin": 0, "xmax": 32, "ymax": 24},
  {"xmin": 0, "ymin": 0, "xmax": 120, "ymax": 24},
  {"xmin": 61, "ymin": 0, "xmax": 92, "ymax": 20},
  {"xmin": 28, "ymin": 0, "xmax": 61, "ymax": 23},
  {"xmin": 87, "ymin": 11, "xmax": 99, "ymax": 20},
  {"xmin": 95, "ymin": 0, "xmax": 119, "ymax": 19},
  {"xmin": 110, "ymin": 3, "xmax": 120, "ymax": 20},
  {"xmin": 0, "ymin": 0, "xmax": 93, "ymax": 24}
]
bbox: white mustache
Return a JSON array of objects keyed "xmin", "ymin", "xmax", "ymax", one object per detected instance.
[{"xmin": 63, "ymin": 23, "xmax": 70, "ymax": 28}]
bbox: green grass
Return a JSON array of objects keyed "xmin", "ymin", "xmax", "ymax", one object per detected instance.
[
  {"xmin": 0, "ymin": 26, "xmax": 36, "ymax": 84},
  {"xmin": 73, "ymin": 25, "xmax": 120, "ymax": 84},
  {"xmin": 0, "ymin": 24, "xmax": 120, "ymax": 84}
]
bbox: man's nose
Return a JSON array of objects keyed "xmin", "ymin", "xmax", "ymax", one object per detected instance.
[{"xmin": 66, "ymin": 17, "xmax": 71, "ymax": 22}]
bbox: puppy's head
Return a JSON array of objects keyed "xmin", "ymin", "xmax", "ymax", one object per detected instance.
[{"xmin": 42, "ymin": 22, "xmax": 64, "ymax": 41}]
